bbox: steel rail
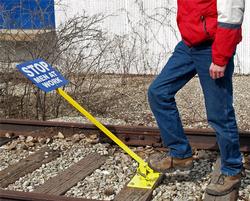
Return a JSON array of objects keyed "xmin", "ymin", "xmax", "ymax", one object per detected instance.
[{"xmin": 0, "ymin": 118, "xmax": 250, "ymax": 152}]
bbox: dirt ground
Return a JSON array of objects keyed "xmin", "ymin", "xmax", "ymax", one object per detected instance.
[
  {"xmin": 61, "ymin": 76, "xmax": 250, "ymax": 130},
  {"xmin": 92, "ymin": 75, "xmax": 250, "ymax": 131},
  {"xmin": 1, "ymin": 74, "xmax": 249, "ymax": 131}
]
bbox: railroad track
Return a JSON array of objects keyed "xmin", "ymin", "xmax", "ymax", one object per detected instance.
[
  {"xmin": 1, "ymin": 119, "xmax": 250, "ymax": 152},
  {"xmin": 0, "ymin": 118, "xmax": 249, "ymax": 201}
]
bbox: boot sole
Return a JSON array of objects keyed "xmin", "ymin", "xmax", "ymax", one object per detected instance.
[{"xmin": 206, "ymin": 182, "xmax": 241, "ymax": 196}]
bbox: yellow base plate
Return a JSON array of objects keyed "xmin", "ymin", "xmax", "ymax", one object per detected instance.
[{"xmin": 127, "ymin": 172, "xmax": 161, "ymax": 189}]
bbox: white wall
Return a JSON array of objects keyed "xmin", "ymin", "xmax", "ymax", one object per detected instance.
[
  {"xmin": 236, "ymin": 0, "xmax": 250, "ymax": 74},
  {"xmin": 55, "ymin": 0, "xmax": 250, "ymax": 74}
]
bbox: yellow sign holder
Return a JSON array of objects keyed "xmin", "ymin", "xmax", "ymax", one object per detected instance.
[{"xmin": 56, "ymin": 88, "xmax": 161, "ymax": 189}]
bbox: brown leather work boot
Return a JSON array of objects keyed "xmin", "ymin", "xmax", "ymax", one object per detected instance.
[
  {"xmin": 206, "ymin": 173, "xmax": 242, "ymax": 196},
  {"xmin": 148, "ymin": 154, "xmax": 194, "ymax": 173}
]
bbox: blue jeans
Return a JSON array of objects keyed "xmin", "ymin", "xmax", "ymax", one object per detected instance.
[{"xmin": 148, "ymin": 41, "xmax": 242, "ymax": 176}]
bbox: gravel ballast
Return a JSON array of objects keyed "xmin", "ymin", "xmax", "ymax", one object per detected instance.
[
  {"xmin": 1, "ymin": 133, "xmax": 249, "ymax": 201},
  {"xmin": 0, "ymin": 75, "xmax": 249, "ymax": 200},
  {"xmin": 5, "ymin": 135, "xmax": 110, "ymax": 192}
]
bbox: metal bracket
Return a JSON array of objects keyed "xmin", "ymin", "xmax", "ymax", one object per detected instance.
[{"xmin": 127, "ymin": 163, "xmax": 161, "ymax": 189}]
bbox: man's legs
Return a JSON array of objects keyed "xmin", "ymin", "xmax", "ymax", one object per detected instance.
[{"xmin": 148, "ymin": 41, "xmax": 196, "ymax": 159}]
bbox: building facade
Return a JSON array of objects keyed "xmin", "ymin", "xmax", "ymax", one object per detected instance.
[
  {"xmin": 0, "ymin": 0, "xmax": 56, "ymax": 62},
  {"xmin": 0, "ymin": 0, "xmax": 249, "ymax": 74},
  {"xmin": 56, "ymin": 0, "xmax": 250, "ymax": 74}
]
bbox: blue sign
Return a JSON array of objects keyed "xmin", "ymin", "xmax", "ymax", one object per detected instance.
[
  {"xmin": 16, "ymin": 59, "xmax": 68, "ymax": 92},
  {"xmin": 0, "ymin": 0, "xmax": 55, "ymax": 29}
]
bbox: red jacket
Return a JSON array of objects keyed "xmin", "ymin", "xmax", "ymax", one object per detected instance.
[{"xmin": 177, "ymin": 0, "xmax": 245, "ymax": 66}]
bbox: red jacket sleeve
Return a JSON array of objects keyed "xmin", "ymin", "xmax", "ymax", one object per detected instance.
[{"xmin": 212, "ymin": 0, "xmax": 245, "ymax": 66}]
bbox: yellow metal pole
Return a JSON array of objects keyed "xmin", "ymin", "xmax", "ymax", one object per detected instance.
[
  {"xmin": 56, "ymin": 88, "xmax": 147, "ymax": 166},
  {"xmin": 16, "ymin": 57, "xmax": 160, "ymax": 188},
  {"xmin": 56, "ymin": 88, "xmax": 161, "ymax": 189}
]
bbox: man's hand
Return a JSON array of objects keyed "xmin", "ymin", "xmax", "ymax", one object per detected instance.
[{"xmin": 209, "ymin": 63, "xmax": 226, "ymax": 79}]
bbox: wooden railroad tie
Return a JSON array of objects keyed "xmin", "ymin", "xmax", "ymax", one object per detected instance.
[
  {"xmin": 34, "ymin": 153, "xmax": 107, "ymax": 195},
  {"xmin": 0, "ymin": 189, "xmax": 103, "ymax": 201},
  {"xmin": 0, "ymin": 146, "xmax": 60, "ymax": 188},
  {"xmin": 34, "ymin": 151, "xmax": 164, "ymax": 201},
  {"xmin": 204, "ymin": 158, "xmax": 239, "ymax": 201},
  {"xmin": 114, "ymin": 174, "xmax": 164, "ymax": 201}
]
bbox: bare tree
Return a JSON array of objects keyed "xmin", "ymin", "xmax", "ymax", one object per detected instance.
[{"xmin": 0, "ymin": 0, "xmax": 115, "ymax": 120}]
